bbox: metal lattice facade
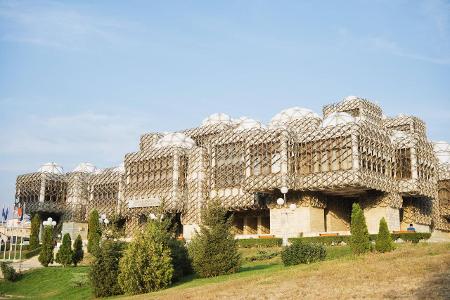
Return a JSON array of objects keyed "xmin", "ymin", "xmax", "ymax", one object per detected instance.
[{"xmin": 15, "ymin": 96, "xmax": 450, "ymax": 234}]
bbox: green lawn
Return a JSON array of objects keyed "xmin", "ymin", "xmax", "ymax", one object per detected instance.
[
  {"xmin": 0, "ymin": 245, "xmax": 353, "ymax": 299},
  {"xmin": 0, "ymin": 266, "xmax": 91, "ymax": 300}
]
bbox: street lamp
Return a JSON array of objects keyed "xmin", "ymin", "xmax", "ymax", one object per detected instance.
[
  {"xmin": 99, "ymin": 214, "xmax": 109, "ymax": 226},
  {"xmin": 276, "ymin": 189, "xmax": 296, "ymax": 246},
  {"xmin": 43, "ymin": 217, "xmax": 56, "ymax": 227}
]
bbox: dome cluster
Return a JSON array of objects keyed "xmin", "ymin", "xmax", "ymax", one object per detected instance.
[
  {"xmin": 322, "ymin": 112, "xmax": 355, "ymax": 127},
  {"xmin": 154, "ymin": 132, "xmax": 196, "ymax": 149},
  {"xmin": 269, "ymin": 107, "xmax": 320, "ymax": 127},
  {"xmin": 38, "ymin": 162, "xmax": 64, "ymax": 174},
  {"xmin": 73, "ymin": 162, "xmax": 97, "ymax": 173}
]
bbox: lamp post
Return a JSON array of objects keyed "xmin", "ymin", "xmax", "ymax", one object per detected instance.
[{"xmin": 277, "ymin": 187, "xmax": 296, "ymax": 246}]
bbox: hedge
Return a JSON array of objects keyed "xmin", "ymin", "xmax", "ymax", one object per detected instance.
[
  {"xmin": 237, "ymin": 238, "xmax": 282, "ymax": 248},
  {"xmin": 289, "ymin": 232, "xmax": 431, "ymax": 245},
  {"xmin": 24, "ymin": 247, "xmax": 41, "ymax": 259}
]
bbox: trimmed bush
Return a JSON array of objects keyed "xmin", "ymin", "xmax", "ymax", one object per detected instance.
[
  {"xmin": 245, "ymin": 250, "xmax": 280, "ymax": 262},
  {"xmin": 189, "ymin": 200, "xmax": 241, "ymax": 278},
  {"xmin": 87, "ymin": 210, "xmax": 101, "ymax": 256},
  {"xmin": 72, "ymin": 234, "xmax": 84, "ymax": 266},
  {"xmin": 29, "ymin": 214, "xmax": 41, "ymax": 250},
  {"xmin": 237, "ymin": 238, "xmax": 283, "ymax": 248},
  {"xmin": 281, "ymin": 241, "xmax": 326, "ymax": 266},
  {"xmin": 168, "ymin": 239, "xmax": 192, "ymax": 282},
  {"xmin": 1, "ymin": 262, "xmax": 19, "ymax": 281},
  {"xmin": 118, "ymin": 219, "xmax": 173, "ymax": 295},
  {"xmin": 375, "ymin": 218, "xmax": 394, "ymax": 253},
  {"xmin": 391, "ymin": 232, "xmax": 431, "ymax": 244},
  {"xmin": 24, "ymin": 247, "xmax": 41, "ymax": 259},
  {"xmin": 90, "ymin": 240, "xmax": 124, "ymax": 297},
  {"xmin": 38, "ymin": 225, "xmax": 54, "ymax": 267},
  {"xmin": 289, "ymin": 236, "xmax": 350, "ymax": 246},
  {"xmin": 349, "ymin": 203, "xmax": 371, "ymax": 255},
  {"xmin": 56, "ymin": 233, "xmax": 73, "ymax": 267}
]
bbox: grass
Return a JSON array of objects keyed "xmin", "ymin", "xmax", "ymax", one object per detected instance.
[
  {"xmin": 0, "ymin": 266, "xmax": 91, "ymax": 300},
  {"xmin": 1, "ymin": 243, "xmax": 449, "ymax": 299}
]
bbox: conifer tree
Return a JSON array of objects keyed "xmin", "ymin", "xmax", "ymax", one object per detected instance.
[
  {"xmin": 375, "ymin": 217, "xmax": 395, "ymax": 253},
  {"xmin": 72, "ymin": 234, "xmax": 84, "ymax": 266},
  {"xmin": 349, "ymin": 203, "xmax": 371, "ymax": 255},
  {"xmin": 38, "ymin": 225, "xmax": 54, "ymax": 267},
  {"xmin": 56, "ymin": 233, "xmax": 73, "ymax": 267},
  {"xmin": 188, "ymin": 200, "xmax": 241, "ymax": 278},
  {"xmin": 29, "ymin": 214, "xmax": 41, "ymax": 250},
  {"xmin": 87, "ymin": 210, "xmax": 101, "ymax": 255},
  {"xmin": 118, "ymin": 219, "xmax": 174, "ymax": 295}
]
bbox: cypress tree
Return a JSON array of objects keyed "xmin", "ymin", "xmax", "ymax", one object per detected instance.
[
  {"xmin": 188, "ymin": 200, "xmax": 241, "ymax": 278},
  {"xmin": 56, "ymin": 233, "xmax": 73, "ymax": 267},
  {"xmin": 29, "ymin": 214, "xmax": 41, "ymax": 250},
  {"xmin": 349, "ymin": 203, "xmax": 371, "ymax": 255},
  {"xmin": 87, "ymin": 210, "xmax": 101, "ymax": 255},
  {"xmin": 72, "ymin": 234, "xmax": 84, "ymax": 266},
  {"xmin": 38, "ymin": 226, "xmax": 54, "ymax": 267},
  {"xmin": 375, "ymin": 217, "xmax": 395, "ymax": 253}
]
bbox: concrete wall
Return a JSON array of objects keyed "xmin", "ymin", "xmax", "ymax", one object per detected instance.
[
  {"xmin": 364, "ymin": 206, "xmax": 400, "ymax": 234},
  {"xmin": 61, "ymin": 222, "xmax": 88, "ymax": 242},
  {"xmin": 270, "ymin": 206, "xmax": 325, "ymax": 238}
]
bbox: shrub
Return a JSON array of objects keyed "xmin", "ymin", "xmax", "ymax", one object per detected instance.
[
  {"xmin": 375, "ymin": 218, "xmax": 395, "ymax": 253},
  {"xmin": 168, "ymin": 239, "xmax": 192, "ymax": 282},
  {"xmin": 349, "ymin": 203, "xmax": 371, "ymax": 255},
  {"xmin": 87, "ymin": 210, "xmax": 101, "ymax": 256},
  {"xmin": 29, "ymin": 214, "xmax": 41, "ymax": 250},
  {"xmin": 89, "ymin": 240, "xmax": 124, "ymax": 297},
  {"xmin": 38, "ymin": 225, "xmax": 54, "ymax": 267},
  {"xmin": 56, "ymin": 233, "xmax": 73, "ymax": 267},
  {"xmin": 1, "ymin": 262, "xmax": 19, "ymax": 281},
  {"xmin": 118, "ymin": 219, "xmax": 173, "ymax": 295},
  {"xmin": 237, "ymin": 238, "xmax": 283, "ymax": 248},
  {"xmin": 289, "ymin": 236, "xmax": 350, "ymax": 246},
  {"xmin": 72, "ymin": 234, "xmax": 84, "ymax": 266},
  {"xmin": 245, "ymin": 250, "xmax": 280, "ymax": 262},
  {"xmin": 281, "ymin": 241, "xmax": 326, "ymax": 266},
  {"xmin": 188, "ymin": 200, "xmax": 241, "ymax": 278},
  {"xmin": 24, "ymin": 247, "xmax": 41, "ymax": 259}
]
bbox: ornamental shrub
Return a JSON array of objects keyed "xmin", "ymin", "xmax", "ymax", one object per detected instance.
[
  {"xmin": 281, "ymin": 241, "xmax": 326, "ymax": 266},
  {"xmin": 349, "ymin": 203, "xmax": 371, "ymax": 255},
  {"xmin": 38, "ymin": 225, "xmax": 54, "ymax": 267},
  {"xmin": 237, "ymin": 238, "xmax": 283, "ymax": 248},
  {"xmin": 118, "ymin": 219, "xmax": 173, "ymax": 295},
  {"xmin": 375, "ymin": 218, "xmax": 395, "ymax": 253},
  {"xmin": 89, "ymin": 240, "xmax": 124, "ymax": 297},
  {"xmin": 87, "ymin": 210, "xmax": 101, "ymax": 255},
  {"xmin": 72, "ymin": 234, "xmax": 84, "ymax": 266},
  {"xmin": 56, "ymin": 233, "xmax": 73, "ymax": 267},
  {"xmin": 1, "ymin": 262, "xmax": 19, "ymax": 281},
  {"xmin": 188, "ymin": 200, "xmax": 241, "ymax": 278},
  {"xmin": 29, "ymin": 214, "xmax": 41, "ymax": 250},
  {"xmin": 168, "ymin": 239, "xmax": 192, "ymax": 282}
]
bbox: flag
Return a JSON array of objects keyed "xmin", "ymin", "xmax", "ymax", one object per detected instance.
[
  {"xmin": 1, "ymin": 206, "xmax": 4, "ymax": 221},
  {"xmin": 18, "ymin": 207, "xmax": 23, "ymax": 222}
]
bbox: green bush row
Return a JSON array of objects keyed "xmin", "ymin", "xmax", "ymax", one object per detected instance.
[
  {"xmin": 237, "ymin": 238, "xmax": 282, "ymax": 248},
  {"xmin": 288, "ymin": 232, "xmax": 431, "ymax": 245},
  {"xmin": 281, "ymin": 241, "xmax": 326, "ymax": 266},
  {"xmin": 24, "ymin": 247, "xmax": 41, "ymax": 259}
]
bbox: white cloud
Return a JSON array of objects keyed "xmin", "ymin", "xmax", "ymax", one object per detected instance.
[{"xmin": 0, "ymin": 0, "xmax": 136, "ymax": 50}]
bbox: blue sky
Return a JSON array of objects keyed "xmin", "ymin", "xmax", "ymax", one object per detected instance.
[{"xmin": 0, "ymin": 0, "xmax": 449, "ymax": 208}]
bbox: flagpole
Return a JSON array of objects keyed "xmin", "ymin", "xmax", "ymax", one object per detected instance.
[{"xmin": 19, "ymin": 203, "xmax": 25, "ymax": 265}]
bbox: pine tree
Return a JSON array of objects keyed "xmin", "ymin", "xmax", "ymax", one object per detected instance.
[
  {"xmin": 90, "ymin": 240, "xmax": 124, "ymax": 297},
  {"xmin": 349, "ymin": 203, "xmax": 371, "ymax": 255},
  {"xmin": 87, "ymin": 210, "xmax": 101, "ymax": 255},
  {"xmin": 188, "ymin": 200, "xmax": 241, "ymax": 278},
  {"xmin": 38, "ymin": 225, "xmax": 54, "ymax": 267},
  {"xmin": 29, "ymin": 214, "xmax": 41, "ymax": 250},
  {"xmin": 72, "ymin": 234, "xmax": 84, "ymax": 266},
  {"xmin": 118, "ymin": 219, "xmax": 174, "ymax": 295},
  {"xmin": 375, "ymin": 217, "xmax": 395, "ymax": 253},
  {"xmin": 56, "ymin": 233, "xmax": 73, "ymax": 267}
]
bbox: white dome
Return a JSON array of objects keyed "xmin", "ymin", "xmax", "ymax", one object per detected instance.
[
  {"xmin": 433, "ymin": 141, "xmax": 450, "ymax": 164},
  {"xmin": 73, "ymin": 162, "xmax": 96, "ymax": 173},
  {"xmin": 343, "ymin": 95, "xmax": 359, "ymax": 102},
  {"xmin": 113, "ymin": 163, "xmax": 125, "ymax": 174},
  {"xmin": 154, "ymin": 132, "xmax": 196, "ymax": 149},
  {"xmin": 235, "ymin": 118, "xmax": 264, "ymax": 131},
  {"xmin": 38, "ymin": 162, "xmax": 64, "ymax": 174},
  {"xmin": 270, "ymin": 107, "xmax": 320, "ymax": 126},
  {"xmin": 232, "ymin": 116, "xmax": 250, "ymax": 126},
  {"xmin": 322, "ymin": 112, "xmax": 355, "ymax": 127},
  {"xmin": 201, "ymin": 113, "xmax": 232, "ymax": 127}
]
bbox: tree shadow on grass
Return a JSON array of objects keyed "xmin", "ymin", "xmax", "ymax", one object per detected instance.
[
  {"xmin": 239, "ymin": 263, "xmax": 277, "ymax": 273},
  {"xmin": 413, "ymin": 269, "xmax": 450, "ymax": 299}
]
